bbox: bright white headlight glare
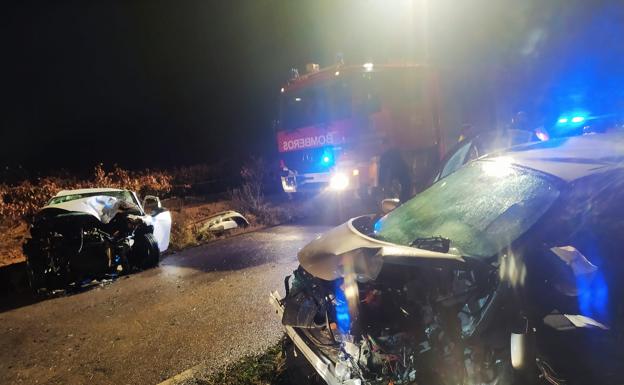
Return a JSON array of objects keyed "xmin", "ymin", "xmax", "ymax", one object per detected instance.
[{"xmin": 329, "ymin": 172, "xmax": 349, "ymax": 190}]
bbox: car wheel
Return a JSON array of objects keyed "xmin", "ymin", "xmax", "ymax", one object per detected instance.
[
  {"xmin": 25, "ymin": 258, "xmax": 46, "ymax": 293},
  {"xmin": 132, "ymin": 233, "xmax": 160, "ymax": 270},
  {"xmin": 24, "ymin": 239, "xmax": 48, "ymax": 293}
]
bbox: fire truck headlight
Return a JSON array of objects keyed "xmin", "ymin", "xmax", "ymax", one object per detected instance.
[{"xmin": 329, "ymin": 173, "xmax": 349, "ymax": 191}]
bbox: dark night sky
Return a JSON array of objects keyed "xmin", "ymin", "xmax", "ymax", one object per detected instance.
[{"xmin": 2, "ymin": 1, "xmax": 624, "ymax": 175}]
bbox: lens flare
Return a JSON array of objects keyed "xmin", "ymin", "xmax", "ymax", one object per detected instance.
[{"xmin": 329, "ymin": 173, "xmax": 349, "ymax": 190}]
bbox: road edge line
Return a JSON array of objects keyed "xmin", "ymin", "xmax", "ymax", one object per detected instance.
[{"xmin": 157, "ymin": 364, "xmax": 204, "ymax": 385}]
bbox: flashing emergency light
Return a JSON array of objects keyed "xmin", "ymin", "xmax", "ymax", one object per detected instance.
[
  {"xmin": 320, "ymin": 149, "xmax": 334, "ymax": 167},
  {"xmin": 557, "ymin": 111, "xmax": 589, "ymax": 127},
  {"xmin": 329, "ymin": 172, "xmax": 349, "ymax": 191}
]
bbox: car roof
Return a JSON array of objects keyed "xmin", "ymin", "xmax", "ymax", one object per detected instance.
[
  {"xmin": 486, "ymin": 130, "xmax": 624, "ymax": 182},
  {"xmin": 54, "ymin": 188, "xmax": 127, "ymax": 197}
]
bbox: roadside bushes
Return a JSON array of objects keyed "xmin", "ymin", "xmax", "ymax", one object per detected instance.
[
  {"xmin": 93, "ymin": 164, "xmax": 173, "ymax": 198},
  {"xmin": 230, "ymin": 157, "xmax": 295, "ymax": 226},
  {"xmin": 230, "ymin": 157, "xmax": 266, "ymax": 215},
  {"xmin": 0, "ymin": 164, "xmax": 172, "ymax": 222}
]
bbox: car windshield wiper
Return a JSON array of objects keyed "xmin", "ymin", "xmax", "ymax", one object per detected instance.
[{"xmin": 410, "ymin": 236, "xmax": 451, "ymax": 253}]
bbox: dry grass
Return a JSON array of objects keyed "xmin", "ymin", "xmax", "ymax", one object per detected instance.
[
  {"xmin": 0, "ymin": 164, "xmax": 173, "ymax": 222},
  {"xmin": 0, "ymin": 220, "xmax": 29, "ymax": 267},
  {"xmin": 0, "ymin": 158, "xmax": 302, "ymax": 266},
  {"xmin": 191, "ymin": 339, "xmax": 288, "ymax": 385},
  {"xmin": 0, "ymin": 196, "xmax": 299, "ymax": 267}
]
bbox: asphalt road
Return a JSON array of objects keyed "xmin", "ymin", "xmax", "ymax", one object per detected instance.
[{"xmin": 0, "ymin": 224, "xmax": 330, "ymax": 385}]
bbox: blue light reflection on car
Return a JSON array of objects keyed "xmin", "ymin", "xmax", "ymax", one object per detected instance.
[
  {"xmin": 373, "ymin": 218, "xmax": 383, "ymax": 234},
  {"xmin": 334, "ymin": 279, "xmax": 351, "ymax": 333},
  {"xmin": 577, "ymin": 271, "xmax": 609, "ymax": 322},
  {"xmin": 575, "ymin": 243, "xmax": 610, "ymax": 323}
]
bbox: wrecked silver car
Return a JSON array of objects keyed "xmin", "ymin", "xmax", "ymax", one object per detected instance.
[
  {"xmin": 23, "ymin": 188, "xmax": 171, "ymax": 292},
  {"xmin": 272, "ymin": 132, "xmax": 624, "ymax": 385}
]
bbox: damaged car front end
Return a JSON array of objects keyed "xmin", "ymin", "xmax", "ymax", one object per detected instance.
[
  {"xmin": 23, "ymin": 188, "xmax": 171, "ymax": 292},
  {"xmin": 272, "ymin": 133, "xmax": 624, "ymax": 385},
  {"xmin": 272, "ymin": 216, "xmax": 504, "ymax": 385}
]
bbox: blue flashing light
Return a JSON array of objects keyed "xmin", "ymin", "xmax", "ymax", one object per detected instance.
[
  {"xmin": 557, "ymin": 111, "xmax": 589, "ymax": 128},
  {"xmin": 320, "ymin": 149, "xmax": 334, "ymax": 167}
]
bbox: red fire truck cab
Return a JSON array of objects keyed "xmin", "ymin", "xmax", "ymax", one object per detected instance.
[{"xmin": 276, "ymin": 63, "xmax": 445, "ymax": 201}]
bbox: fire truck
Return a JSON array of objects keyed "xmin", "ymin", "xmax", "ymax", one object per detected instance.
[{"xmin": 276, "ymin": 62, "xmax": 447, "ymax": 201}]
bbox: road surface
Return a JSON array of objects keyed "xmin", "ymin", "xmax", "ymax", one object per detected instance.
[{"xmin": 0, "ymin": 224, "xmax": 329, "ymax": 385}]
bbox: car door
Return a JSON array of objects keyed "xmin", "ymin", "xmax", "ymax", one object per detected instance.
[{"xmin": 142, "ymin": 195, "xmax": 172, "ymax": 252}]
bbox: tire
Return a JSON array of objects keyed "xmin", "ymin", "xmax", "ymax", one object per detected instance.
[
  {"xmin": 25, "ymin": 258, "xmax": 46, "ymax": 294},
  {"xmin": 24, "ymin": 239, "xmax": 48, "ymax": 293},
  {"xmin": 131, "ymin": 233, "xmax": 160, "ymax": 270}
]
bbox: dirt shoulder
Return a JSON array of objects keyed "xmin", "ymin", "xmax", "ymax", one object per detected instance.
[
  {"xmin": 0, "ymin": 220, "xmax": 28, "ymax": 268},
  {"xmin": 0, "ymin": 195, "xmax": 300, "ymax": 268}
]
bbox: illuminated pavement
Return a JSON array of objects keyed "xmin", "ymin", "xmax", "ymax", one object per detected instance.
[{"xmin": 0, "ymin": 224, "xmax": 329, "ymax": 385}]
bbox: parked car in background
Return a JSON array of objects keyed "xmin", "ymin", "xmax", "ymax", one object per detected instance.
[
  {"xmin": 272, "ymin": 131, "xmax": 624, "ymax": 385},
  {"xmin": 23, "ymin": 188, "xmax": 171, "ymax": 292}
]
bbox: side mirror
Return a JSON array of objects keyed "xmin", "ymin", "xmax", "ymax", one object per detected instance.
[
  {"xmin": 142, "ymin": 195, "xmax": 162, "ymax": 215},
  {"xmin": 381, "ymin": 198, "xmax": 400, "ymax": 214}
]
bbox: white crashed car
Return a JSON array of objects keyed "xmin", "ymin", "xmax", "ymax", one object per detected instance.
[{"xmin": 23, "ymin": 188, "xmax": 171, "ymax": 291}]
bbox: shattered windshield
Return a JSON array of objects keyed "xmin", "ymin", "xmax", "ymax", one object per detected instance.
[
  {"xmin": 374, "ymin": 160, "xmax": 560, "ymax": 258},
  {"xmin": 48, "ymin": 191, "xmax": 137, "ymax": 206}
]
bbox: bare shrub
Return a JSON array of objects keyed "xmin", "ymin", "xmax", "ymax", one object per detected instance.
[
  {"xmin": 93, "ymin": 164, "xmax": 172, "ymax": 197},
  {"xmin": 0, "ymin": 165, "xmax": 173, "ymax": 222},
  {"xmin": 229, "ymin": 157, "xmax": 296, "ymax": 226},
  {"xmin": 230, "ymin": 157, "xmax": 267, "ymax": 215}
]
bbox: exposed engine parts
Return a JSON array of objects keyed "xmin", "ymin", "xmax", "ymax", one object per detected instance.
[
  {"xmin": 23, "ymin": 189, "xmax": 171, "ymax": 292},
  {"xmin": 281, "ymin": 262, "xmax": 509, "ymax": 385}
]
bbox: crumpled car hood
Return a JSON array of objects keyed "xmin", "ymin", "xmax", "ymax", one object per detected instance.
[
  {"xmin": 41, "ymin": 195, "xmax": 140, "ymax": 224},
  {"xmin": 298, "ymin": 216, "xmax": 464, "ymax": 281}
]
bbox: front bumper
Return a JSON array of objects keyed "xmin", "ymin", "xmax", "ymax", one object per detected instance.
[
  {"xmin": 281, "ymin": 171, "xmax": 330, "ymax": 193},
  {"xmin": 280, "ymin": 169, "xmax": 361, "ymax": 194},
  {"xmin": 269, "ymin": 291, "xmax": 354, "ymax": 385}
]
